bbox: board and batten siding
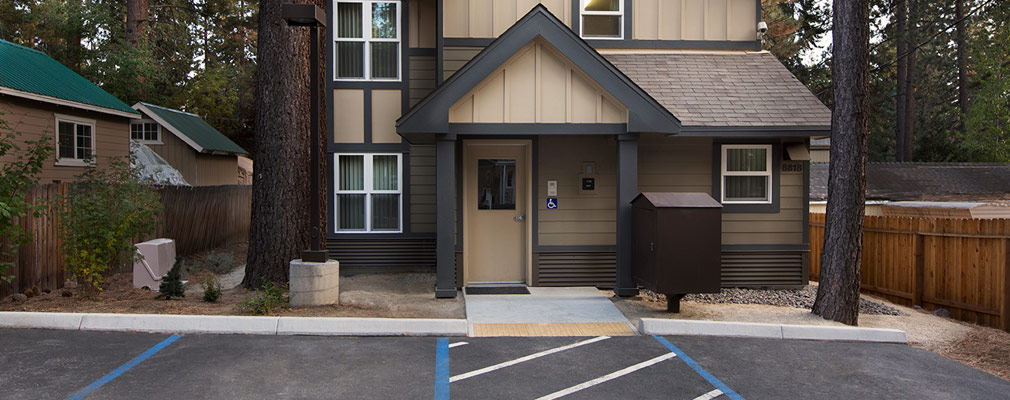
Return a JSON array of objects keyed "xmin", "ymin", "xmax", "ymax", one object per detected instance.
[
  {"xmin": 194, "ymin": 154, "xmax": 240, "ymax": 186},
  {"xmin": 0, "ymin": 95, "xmax": 131, "ymax": 183},
  {"xmin": 443, "ymin": 0, "xmax": 572, "ymax": 38},
  {"xmin": 633, "ymin": 0, "xmax": 757, "ymax": 42},
  {"xmin": 537, "ymin": 135, "xmax": 616, "ymax": 246},
  {"xmin": 332, "ymin": 89, "xmax": 365, "ymax": 143},
  {"xmin": 409, "ymin": 144, "xmax": 436, "ymax": 233},
  {"xmin": 449, "ymin": 40, "xmax": 627, "ymax": 124},
  {"xmin": 408, "ymin": 0, "xmax": 437, "ymax": 48}
]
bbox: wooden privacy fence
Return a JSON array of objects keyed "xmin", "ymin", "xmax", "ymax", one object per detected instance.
[
  {"xmin": 0, "ymin": 184, "xmax": 251, "ymax": 298},
  {"xmin": 810, "ymin": 213, "xmax": 1010, "ymax": 332}
]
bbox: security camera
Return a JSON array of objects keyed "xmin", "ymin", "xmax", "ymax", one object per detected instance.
[{"xmin": 757, "ymin": 21, "xmax": 768, "ymax": 35}]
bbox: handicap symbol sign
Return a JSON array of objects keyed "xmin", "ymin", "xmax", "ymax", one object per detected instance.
[{"xmin": 546, "ymin": 197, "xmax": 558, "ymax": 209}]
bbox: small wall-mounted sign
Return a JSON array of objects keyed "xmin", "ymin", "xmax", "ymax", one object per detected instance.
[
  {"xmin": 782, "ymin": 162, "xmax": 804, "ymax": 173},
  {"xmin": 546, "ymin": 197, "xmax": 558, "ymax": 209},
  {"xmin": 582, "ymin": 177, "xmax": 595, "ymax": 191},
  {"xmin": 547, "ymin": 180, "xmax": 558, "ymax": 197}
]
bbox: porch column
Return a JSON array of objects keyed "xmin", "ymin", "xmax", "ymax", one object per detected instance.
[
  {"xmin": 435, "ymin": 136, "xmax": 457, "ymax": 298},
  {"xmin": 615, "ymin": 133, "xmax": 640, "ymax": 296}
]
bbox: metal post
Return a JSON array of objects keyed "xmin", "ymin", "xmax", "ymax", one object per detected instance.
[
  {"xmin": 615, "ymin": 133, "xmax": 639, "ymax": 296},
  {"xmin": 303, "ymin": 23, "xmax": 328, "ymax": 263},
  {"xmin": 435, "ymin": 137, "xmax": 457, "ymax": 298}
]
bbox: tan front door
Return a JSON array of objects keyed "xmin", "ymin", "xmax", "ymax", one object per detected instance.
[{"xmin": 463, "ymin": 140, "xmax": 531, "ymax": 284}]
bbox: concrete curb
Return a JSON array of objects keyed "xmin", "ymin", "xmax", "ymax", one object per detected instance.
[
  {"xmin": 639, "ymin": 318, "xmax": 908, "ymax": 344},
  {"xmin": 0, "ymin": 312, "xmax": 468, "ymax": 337}
]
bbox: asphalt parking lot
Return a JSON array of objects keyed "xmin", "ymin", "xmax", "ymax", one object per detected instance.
[{"xmin": 2, "ymin": 328, "xmax": 1008, "ymax": 399}]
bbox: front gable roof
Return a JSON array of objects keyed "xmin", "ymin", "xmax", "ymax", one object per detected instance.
[
  {"xmin": 397, "ymin": 5, "xmax": 680, "ymax": 137},
  {"xmin": 0, "ymin": 39, "xmax": 139, "ymax": 118},
  {"xmin": 134, "ymin": 102, "xmax": 247, "ymax": 155}
]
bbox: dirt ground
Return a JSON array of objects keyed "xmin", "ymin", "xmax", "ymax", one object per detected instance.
[
  {"xmin": 609, "ymin": 289, "xmax": 1010, "ymax": 382},
  {"xmin": 1, "ymin": 242, "xmax": 463, "ymax": 319}
]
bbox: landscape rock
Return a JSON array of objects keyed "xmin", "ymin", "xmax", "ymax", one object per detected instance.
[
  {"xmin": 31, "ymin": 286, "xmax": 41, "ymax": 297},
  {"xmin": 22, "ymin": 289, "xmax": 34, "ymax": 298},
  {"xmin": 61, "ymin": 289, "xmax": 73, "ymax": 297},
  {"xmin": 674, "ymin": 285, "xmax": 906, "ymax": 316},
  {"xmin": 10, "ymin": 293, "xmax": 28, "ymax": 302},
  {"xmin": 932, "ymin": 308, "xmax": 952, "ymax": 318}
]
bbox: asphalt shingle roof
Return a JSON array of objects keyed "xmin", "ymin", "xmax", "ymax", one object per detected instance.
[
  {"xmin": 810, "ymin": 162, "xmax": 1010, "ymax": 201},
  {"xmin": 0, "ymin": 39, "xmax": 138, "ymax": 116},
  {"xmin": 137, "ymin": 102, "xmax": 247, "ymax": 155},
  {"xmin": 605, "ymin": 52, "xmax": 831, "ymax": 128}
]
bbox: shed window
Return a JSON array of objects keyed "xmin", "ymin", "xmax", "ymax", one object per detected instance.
[
  {"xmin": 580, "ymin": 0, "xmax": 623, "ymax": 39},
  {"xmin": 335, "ymin": 153, "xmax": 402, "ymax": 232},
  {"xmin": 131, "ymin": 121, "xmax": 160, "ymax": 142},
  {"xmin": 55, "ymin": 115, "xmax": 95, "ymax": 165},
  {"xmin": 334, "ymin": 1, "xmax": 401, "ymax": 80},
  {"xmin": 721, "ymin": 145, "xmax": 772, "ymax": 204}
]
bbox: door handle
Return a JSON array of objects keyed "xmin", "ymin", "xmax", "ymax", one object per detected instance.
[{"xmin": 514, "ymin": 214, "xmax": 526, "ymax": 221}]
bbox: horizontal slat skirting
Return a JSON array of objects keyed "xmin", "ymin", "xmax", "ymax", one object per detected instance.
[
  {"xmin": 536, "ymin": 251, "xmax": 616, "ymax": 288},
  {"xmin": 721, "ymin": 251, "xmax": 804, "ymax": 288},
  {"xmin": 326, "ymin": 238, "xmax": 436, "ymax": 270}
]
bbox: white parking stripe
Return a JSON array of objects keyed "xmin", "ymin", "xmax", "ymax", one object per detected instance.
[
  {"xmin": 450, "ymin": 336, "xmax": 610, "ymax": 383},
  {"xmin": 449, "ymin": 341, "xmax": 469, "ymax": 348},
  {"xmin": 534, "ymin": 352, "xmax": 678, "ymax": 400},
  {"xmin": 693, "ymin": 389, "xmax": 724, "ymax": 400}
]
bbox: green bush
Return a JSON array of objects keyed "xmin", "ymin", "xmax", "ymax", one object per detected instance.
[
  {"xmin": 201, "ymin": 273, "xmax": 222, "ymax": 302},
  {"xmin": 237, "ymin": 282, "xmax": 288, "ymax": 315},
  {"xmin": 156, "ymin": 256, "xmax": 186, "ymax": 300},
  {"xmin": 196, "ymin": 252, "xmax": 234, "ymax": 274},
  {"xmin": 56, "ymin": 157, "xmax": 162, "ymax": 291},
  {"xmin": 0, "ymin": 114, "xmax": 52, "ymax": 282}
]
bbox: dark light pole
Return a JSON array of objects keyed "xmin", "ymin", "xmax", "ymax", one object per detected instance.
[{"xmin": 282, "ymin": 3, "xmax": 328, "ymax": 263}]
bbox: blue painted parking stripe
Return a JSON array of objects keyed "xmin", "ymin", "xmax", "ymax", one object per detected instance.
[
  {"xmin": 66, "ymin": 334, "xmax": 182, "ymax": 400},
  {"xmin": 435, "ymin": 337, "xmax": 450, "ymax": 400},
  {"xmin": 654, "ymin": 336, "xmax": 744, "ymax": 400}
]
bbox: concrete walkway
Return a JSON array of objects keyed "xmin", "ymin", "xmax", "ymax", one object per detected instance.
[{"xmin": 463, "ymin": 287, "xmax": 636, "ymax": 336}]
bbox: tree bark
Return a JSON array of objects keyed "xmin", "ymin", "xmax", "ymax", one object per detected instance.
[
  {"xmin": 243, "ymin": 0, "xmax": 327, "ymax": 288},
  {"xmin": 895, "ymin": 0, "xmax": 907, "ymax": 161},
  {"xmin": 902, "ymin": 0, "xmax": 917, "ymax": 161},
  {"xmin": 956, "ymin": 0, "xmax": 968, "ymax": 130},
  {"xmin": 812, "ymin": 0, "xmax": 869, "ymax": 326},
  {"xmin": 126, "ymin": 0, "xmax": 149, "ymax": 47}
]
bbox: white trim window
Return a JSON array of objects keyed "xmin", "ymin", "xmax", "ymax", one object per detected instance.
[
  {"xmin": 580, "ymin": 0, "xmax": 623, "ymax": 39},
  {"xmin": 334, "ymin": 1, "xmax": 401, "ymax": 81},
  {"xmin": 335, "ymin": 153, "xmax": 402, "ymax": 232},
  {"xmin": 721, "ymin": 144, "xmax": 773, "ymax": 204},
  {"xmin": 130, "ymin": 120, "xmax": 161, "ymax": 143},
  {"xmin": 54, "ymin": 114, "xmax": 95, "ymax": 166}
]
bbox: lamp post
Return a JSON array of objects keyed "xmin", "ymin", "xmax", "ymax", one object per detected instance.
[{"xmin": 282, "ymin": 3, "xmax": 328, "ymax": 263}]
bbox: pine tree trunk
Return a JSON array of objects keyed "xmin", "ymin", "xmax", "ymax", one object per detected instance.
[
  {"xmin": 956, "ymin": 0, "xmax": 968, "ymax": 128},
  {"xmin": 902, "ymin": 0, "xmax": 917, "ymax": 161},
  {"xmin": 895, "ymin": 0, "xmax": 907, "ymax": 161},
  {"xmin": 126, "ymin": 0, "xmax": 149, "ymax": 47},
  {"xmin": 812, "ymin": 0, "xmax": 869, "ymax": 326},
  {"xmin": 243, "ymin": 0, "xmax": 327, "ymax": 288}
]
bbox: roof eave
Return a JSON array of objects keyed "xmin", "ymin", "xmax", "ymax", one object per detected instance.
[
  {"xmin": 132, "ymin": 102, "xmax": 206, "ymax": 153},
  {"xmin": 1, "ymin": 87, "xmax": 140, "ymax": 119}
]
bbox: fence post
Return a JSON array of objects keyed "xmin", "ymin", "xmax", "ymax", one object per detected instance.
[
  {"xmin": 914, "ymin": 233, "xmax": 924, "ymax": 307},
  {"xmin": 1003, "ymin": 239, "xmax": 1010, "ymax": 332}
]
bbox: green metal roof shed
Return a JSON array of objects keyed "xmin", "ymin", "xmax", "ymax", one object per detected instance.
[
  {"xmin": 133, "ymin": 102, "xmax": 247, "ymax": 155},
  {"xmin": 0, "ymin": 39, "xmax": 139, "ymax": 118}
]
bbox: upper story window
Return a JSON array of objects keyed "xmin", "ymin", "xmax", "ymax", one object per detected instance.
[
  {"xmin": 720, "ymin": 145, "xmax": 772, "ymax": 204},
  {"xmin": 55, "ymin": 114, "xmax": 95, "ymax": 166},
  {"xmin": 335, "ymin": 1, "xmax": 401, "ymax": 81},
  {"xmin": 580, "ymin": 0, "xmax": 623, "ymax": 39},
  {"xmin": 130, "ymin": 121, "xmax": 160, "ymax": 143}
]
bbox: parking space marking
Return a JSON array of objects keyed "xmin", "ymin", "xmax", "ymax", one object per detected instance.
[
  {"xmin": 449, "ymin": 341, "xmax": 469, "ymax": 348},
  {"xmin": 65, "ymin": 334, "xmax": 182, "ymax": 400},
  {"xmin": 533, "ymin": 352, "xmax": 678, "ymax": 400},
  {"xmin": 693, "ymin": 389, "xmax": 724, "ymax": 400},
  {"xmin": 450, "ymin": 336, "xmax": 610, "ymax": 383},
  {"xmin": 435, "ymin": 338, "xmax": 450, "ymax": 400},
  {"xmin": 654, "ymin": 336, "xmax": 744, "ymax": 400}
]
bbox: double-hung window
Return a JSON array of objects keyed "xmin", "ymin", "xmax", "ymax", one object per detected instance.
[
  {"xmin": 131, "ymin": 121, "xmax": 160, "ymax": 143},
  {"xmin": 334, "ymin": 1, "xmax": 400, "ymax": 80},
  {"xmin": 721, "ymin": 145, "xmax": 773, "ymax": 204},
  {"xmin": 55, "ymin": 114, "xmax": 95, "ymax": 165},
  {"xmin": 335, "ymin": 153, "xmax": 402, "ymax": 232},
  {"xmin": 580, "ymin": 0, "xmax": 623, "ymax": 39}
]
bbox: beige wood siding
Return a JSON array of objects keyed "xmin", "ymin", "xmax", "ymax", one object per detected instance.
[
  {"xmin": 333, "ymin": 89, "xmax": 365, "ymax": 143},
  {"xmin": 538, "ymin": 135, "xmax": 616, "ymax": 246},
  {"xmin": 408, "ymin": 0, "xmax": 437, "ymax": 48},
  {"xmin": 372, "ymin": 89, "xmax": 402, "ymax": 144},
  {"xmin": 633, "ymin": 0, "xmax": 756, "ymax": 41},
  {"xmin": 443, "ymin": 0, "xmax": 571, "ymax": 38},
  {"xmin": 146, "ymin": 124, "xmax": 199, "ymax": 184},
  {"xmin": 448, "ymin": 40, "xmax": 627, "ymax": 124},
  {"xmin": 443, "ymin": 46, "xmax": 483, "ymax": 81},
  {"xmin": 194, "ymin": 153, "xmax": 239, "ymax": 186},
  {"xmin": 810, "ymin": 148, "xmax": 829, "ymax": 163},
  {"xmin": 409, "ymin": 56, "xmax": 436, "ymax": 107},
  {"xmin": 409, "ymin": 144, "xmax": 436, "ymax": 233},
  {"xmin": 0, "ymin": 95, "xmax": 131, "ymax": 183},
  {"xmin": 722, "ymin": 170, "xmax": 805, "ymax": 245}
]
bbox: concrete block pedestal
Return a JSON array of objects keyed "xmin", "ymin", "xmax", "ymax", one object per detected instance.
[{"xmin": 289, "ymin": 259, "xmax": 340, "ymax": 307}]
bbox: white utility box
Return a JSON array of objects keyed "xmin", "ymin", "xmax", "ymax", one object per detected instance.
[{"xmin": 133, "ymin": 238, "xmax": 177, "ymax": 290}]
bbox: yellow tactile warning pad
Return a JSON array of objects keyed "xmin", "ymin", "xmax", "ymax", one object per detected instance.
[{"xmin": 472, "ymin": 322, "xmax": 635, "ymax": 337}]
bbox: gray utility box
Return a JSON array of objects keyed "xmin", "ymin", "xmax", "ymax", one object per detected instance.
[{"xmin": 631, "ymin": 193, "xmax": 723, "ymax": 312}]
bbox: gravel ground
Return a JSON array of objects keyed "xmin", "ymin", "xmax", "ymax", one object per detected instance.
[{"xmin": 667, "ymin": 285, "xmax": 906, "ymax": 316}]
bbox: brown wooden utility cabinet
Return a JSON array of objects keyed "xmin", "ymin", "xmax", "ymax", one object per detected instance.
[{"xmin": 631, "ymin": 193, "xmax": 723, "ymax": 312}]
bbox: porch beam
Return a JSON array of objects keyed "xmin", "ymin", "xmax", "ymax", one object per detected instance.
[
  {"xmin": 435, "ymin": 137, "xmax": 457, "ymax": 298},
  {"xmin": 615, "ymin": 133, "xmax": 640, "ymax": 296}
]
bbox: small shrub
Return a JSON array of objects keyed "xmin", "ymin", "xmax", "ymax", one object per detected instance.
[
  {"xmin": 237, "ymin": 282, "xmax": 288, "ymax": 315},
  {"xmin": 156, "ymin": 257, "xmax": 186, "ymax": 300},
  {"xmin": 198, "ymin": 252, "xmax": 235, "ymax": 274},
  {"xmin": 201, "ymin": 273, "xmax": 222, "ymax": 302}
]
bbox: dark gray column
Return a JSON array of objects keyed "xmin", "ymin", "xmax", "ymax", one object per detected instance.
[
  {"xmin": 615, "ymin": 133, "xmax": 639, "ymax": 296},
  {"xmin": 435, "ymin": 136, "xmax": 457, "ymax": 298}
]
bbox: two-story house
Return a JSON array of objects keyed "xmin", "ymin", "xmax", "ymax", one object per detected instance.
[{"xmin": 325, "ymin": 1, "xmax": 830, "ymax": 298}]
